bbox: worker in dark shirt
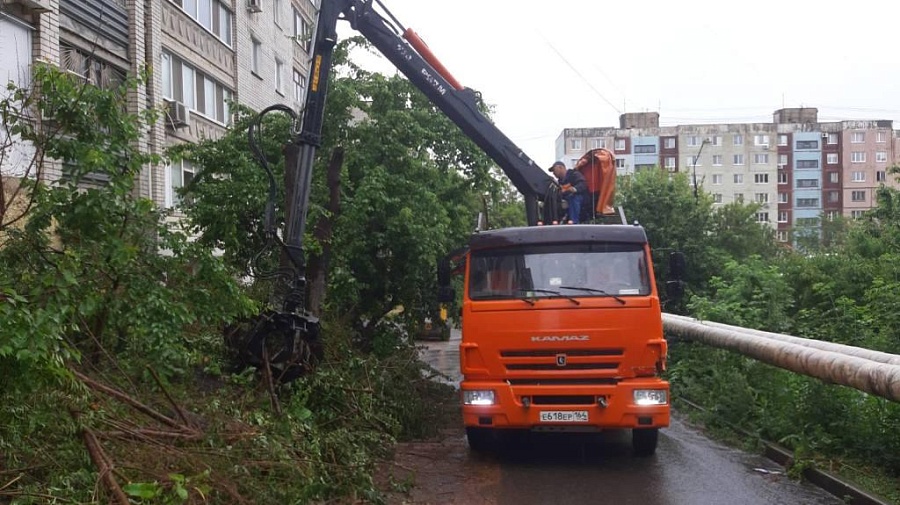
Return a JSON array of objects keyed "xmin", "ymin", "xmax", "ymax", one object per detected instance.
[{"xmin": 549, "ymin": 161, "xmax": 588, "ymax": 223}]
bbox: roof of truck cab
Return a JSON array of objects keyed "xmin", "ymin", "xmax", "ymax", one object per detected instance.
[{"xmin": 467, "ymin": 224, "xmax": 648, "ymax": 251}]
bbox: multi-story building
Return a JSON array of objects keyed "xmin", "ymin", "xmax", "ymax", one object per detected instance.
[
  {"xmin": 556, "ymin": 108, "xmax": 898, "ymax": 244},
  {"xmin": 0, "ymin": 0, "xmax": 319, "ymax": 211}
]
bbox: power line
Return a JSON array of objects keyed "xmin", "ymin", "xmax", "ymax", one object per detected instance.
[{"xmin": 536, "ymin": 30, "xmax": 622, "ymax": 116}]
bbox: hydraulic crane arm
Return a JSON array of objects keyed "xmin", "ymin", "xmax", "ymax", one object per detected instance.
[
  {"xmin": 291, "ymin": 0, "xmax": 560, "ymax": 245},
  {"xmin": 240, "ymin": 0, "xmax": 562, "ymax": 379}
]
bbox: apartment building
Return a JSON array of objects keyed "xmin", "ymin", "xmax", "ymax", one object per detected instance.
[
  {"xmin": 556, "ymin": 108, "xmax": 898, "ymax": 244},
  {"xmin": 0, "ymin": 0, "xmax": 319, "ymax": 210}
]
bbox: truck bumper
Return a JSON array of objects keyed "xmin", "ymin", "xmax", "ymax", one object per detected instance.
[{"xmin": 460, "ymin": 379, "xmax": 670, "ymax": 431}]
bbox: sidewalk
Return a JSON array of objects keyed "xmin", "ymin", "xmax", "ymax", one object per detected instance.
[{"xmin": 417, "ymin": 328, "xmax": 462, "ymax": 387}]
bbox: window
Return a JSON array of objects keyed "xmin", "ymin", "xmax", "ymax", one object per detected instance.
[
  {"xmin": 755, "ymin": 212, "xmax": 769, "ymax": 223},
  {"xmin": 614, "ymin": 138, "xmax": 626, "ymax": 151},
  {"xmin": 218, "ymin": 5, "xmax": 233, "ymax": 46},
  {"xmin": 713, "ymin": 193, "xmax": 723, "ymax": 203},
  {"xmin": 877, "ymin": 171, "xmax": 886, "ymax": 182},
  {"xmin": 275, "ymin": 58, "xmax": 284, "ymax": 94},
  {"xmin": 778, "ymin": 154, "xmax": 788, "ymax": 167},
  {"xmin": 733, "ymin": 154, "xmax": 744, "ymax": 165},
  {"xmin": 733, "ymin": 173, "xmax": 743, "ymax": 184},
  {"xmin": 733, "ymin": 134, "xmax": 744, "ymax": 146},
  {"xmin": 734, "ymin": 193, "xmax": 744, "ymax": 203},
  {"xmin": 827, "ymin": 153, "xmax": 838, "ymax": 164},
  {"xmin": 754, "ymin": 134, "xmax": 769, "ymax": 147},
  {"xmin": 797, "ymin": 179, "xmax": 818, "ymax": 188},
  {"xmin": 570, "ymin": 139, "xmax": 582, "ymax": 151},
  {"xmin": 634, "ymin": 144, "xmax": 655, "ymax": 154},
  {"xmin": 826, "ymin": 210, "xmax": 839, "ymax": 221},
  {"xmin": 251, "ymin": 37, "xmax": 261, "ymax": 74},
  {"xmin": 274, "ymin": 0, "xmax": 282, "ymax": 25},
  {"xmin": 829, "ymin": 172, "xmax": 839, "ymax": 183},
  {"xmin": 797, "ymin": 198, "xmax": 819, "ymax": 208},
  {"xmin": 851, "ymin": 132, "xmax": 865, "ymax": 143},
  {"xmin": 592, "ymin": 138, "xmax": 606, "ymax": 149},
  {"xmin": 876, "ymin": 151, "xmax": 887, "ymax": 162},
  {"xmin": 664, "ymin": 137, "xmax": 676, "ymax": 149},
  {"xmin": 851, "ymin": 210, "xmax": 866, "ymax": 219},
  {"xmin": 293, "ymin": 9, "xmax": 313, "ymax": 52},
  {"xmin": 754, "ymin": 173, "xmax": 769, "ymax": 184},
  {"xmin": 778, "ymin": 134, "xmax": 788, "ymax": 146},
  {"xmin": 293, "ymin": 69, "xmax": 305, "ymax": 102},
  {"xmin": 160, "ymin": 51, "xmax": 233, "ymax": 124},
  {"xmin": 776, "ymin": 230, "xmax": 788, "ymax": 242},
  {"xmin": 753, "ymin": 153, "xmax": 769, "ymax": 164},
  {"xmin": 777, "ymin": 172, "xmax": 788, "ymax": 184},
  {"xmin": 851, "ymin": 190, "xmax": 866, "ymax": 202},
  {"xmin": 827, "ymin": 191, "xmax": 839, "ymax": 203},
  {"xmin": 797, "ymin": 217, "xmax": 820, "ymax": 227},
  {"xmin": 686, "ymin": 155, "xmax": 700, "ymax": 167},
  {"xmin": 755, "ymin": 193, "xmax": 769, "ymax": 204},
  {"xmin": 852, "ymin": 171, "xmax": 865, "ymax": 182},
  {"xmin": 173, "ymin": 0, "xmax": 232, "ymax": 46},
  {"xmin": 777, "ymin": 211, "xmax": 788, "ymax": 223},
  {"xmin": 796, "ymin": 140, "xmax": 819, "ymax": 150},
  {"xmin": 615, "ymin": 158, "xmax": 626, "ymax": 169},
  {"xmin": 778, "ymin": 192, "xmax": 788, "ymax": 203},
  {"xmin": 827, "ymin": 133, "xmax": 839, "ymax": 145},
  {"xmin": 711, "ymin": 136, "xmax": 722, "ymax": 146},
  {"xmin": 167, "ymin": 160, "xmax": 195, "ymax": 208},
  {"xmin": 851, "ymin": 152, "xmax": 866, "ymax": 163},
  {"xmin": 687, "ymin": 136, "xmax": 699, "ymax": 147},
  {"xmin": 712, "ymin": 155, "xmax": 722, "ymax": 166},
  {"xmin": 796, "ymin": 159, "xmax": 819, "ymax": 169},
  {"xmin": 877, "ymin": 131, "xmax": 887, "ymax": 143},
  {"xmin": 712, "ymin": 174, "xmax": 723, "ymax": 185},
  {"xmin": 664, "ymin": 157, "xmax": 676, "ymax": 169}
]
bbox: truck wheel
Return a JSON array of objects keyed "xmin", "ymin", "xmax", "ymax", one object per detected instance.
[
  {"xmin": 632, "ymin": 428, "xmax": 658, "ymax": 456},
  {"xmin": 466, "ymin": 427, "xmax": 494, "ymax": 453}
]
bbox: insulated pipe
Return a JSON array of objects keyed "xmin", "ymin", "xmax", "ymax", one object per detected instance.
[
  {"xmin": 664, "ymin": 314, "xmax": 900, "ymax": 366},
  {"xmin": 663, "ymin": 314, "xmax": 900, "ymax": 403}
]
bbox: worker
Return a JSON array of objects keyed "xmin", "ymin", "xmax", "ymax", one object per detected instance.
[{"xmin": 549, "ymin": 161, "xmax": 588, "ymax": 224}]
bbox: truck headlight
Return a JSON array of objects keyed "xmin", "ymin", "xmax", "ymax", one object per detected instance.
[
  {"xmin": 463, "ymin": 390, "xmax": 496, "ymax": 406},
  {"xmin": 633, "ymin": 389, "xmax": 668, "ymax": 406}
]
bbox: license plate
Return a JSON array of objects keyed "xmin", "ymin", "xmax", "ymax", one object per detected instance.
[{"xmin": 539, "ymin": 410, "xmax": 589, "ymax": 423}]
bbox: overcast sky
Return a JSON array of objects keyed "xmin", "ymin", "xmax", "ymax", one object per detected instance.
[{"xmin": 340, "ymin": 0, "xmax": 900, "ymax": 168}]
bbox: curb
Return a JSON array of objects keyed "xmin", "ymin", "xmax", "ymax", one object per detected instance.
[{"xmin": 676, "ymin": 398, "xmax": 889, "ymax": 505}]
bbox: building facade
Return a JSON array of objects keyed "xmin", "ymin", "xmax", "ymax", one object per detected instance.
[
  {"xmin": 556, "ymin": 109, "xmax": 899, "ymax": 244},
  {"xmin": 0, "ymin": 0, "xmax": 319, "ymax": 210}
]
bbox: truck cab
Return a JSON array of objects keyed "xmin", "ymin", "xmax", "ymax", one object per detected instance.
[{"xmin": 457, "ymin": 224, "xmax": 669, "ymax": 455}]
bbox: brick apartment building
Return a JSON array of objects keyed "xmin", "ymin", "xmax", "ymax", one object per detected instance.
[
  {"xmin": 1, "ymin": 0, "xmax": 318, "ymax": 209},
  {"xmin": 556, "ymin": 109, "xmax": 899, "ymax": 243}
]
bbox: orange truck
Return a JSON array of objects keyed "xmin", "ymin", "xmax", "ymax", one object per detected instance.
[{"xmin": 441, "ymin": 224, "xmax": 682, "ymax": 456}]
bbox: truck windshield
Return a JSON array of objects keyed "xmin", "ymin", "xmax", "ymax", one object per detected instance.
[{"xmin": 468, "ymin": 242, "xmax": 651, "ymax": 301}]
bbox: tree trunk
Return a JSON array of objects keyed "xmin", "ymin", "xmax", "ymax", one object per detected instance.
[{"xmin": 306, "ymin": 147, "xmax": 344, "ymax": 316}]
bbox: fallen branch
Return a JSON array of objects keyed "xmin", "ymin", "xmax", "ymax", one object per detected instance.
[
  {"xmin": 261, "ymin": 344, "xmax": 282, "ymax": 416},
  {"xmin": 72, "ymin": 370, "xmax": 183, "ymax": 430},
  {"xmin": 80, "ymin": 425, "xmax": 129, "ymax": 505},
  {"xmin": 101, "ymin": 427, "xmax": 205, "ymax": 442},
  {"xmin": 147, "ymin": 366, "xmax": 193, "ymax": 428}
]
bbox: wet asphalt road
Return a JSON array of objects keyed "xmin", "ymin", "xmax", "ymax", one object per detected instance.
[{"xmin": 416, "ymin": 331, "xmax": 843, "ymax": 505}]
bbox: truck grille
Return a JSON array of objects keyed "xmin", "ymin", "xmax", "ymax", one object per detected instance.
[{"xmin": 500, "ymin": 348, "xmax": 623, "ymax": 372}]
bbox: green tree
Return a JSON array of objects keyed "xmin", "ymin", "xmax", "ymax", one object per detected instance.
[{"xmin": 178, "ymin": 40, "xmax": 500, "ymax": 346}]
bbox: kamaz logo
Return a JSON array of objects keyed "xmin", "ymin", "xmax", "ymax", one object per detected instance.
[{"xmin": 530, "ymin": 335, "xmax": 590, "ymax": 342}]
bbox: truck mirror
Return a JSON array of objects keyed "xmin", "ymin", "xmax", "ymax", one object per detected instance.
[
  {"xmin": 437, "ymin": 286, "xmax": 455, "ymax": 303},
  {"xmin": 668, "ymin": 251, "xmax": 686, "ymax": 280},
  {"xmin": 665, "ymin": 280, "xmax": 685, "ymax": 301}
]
